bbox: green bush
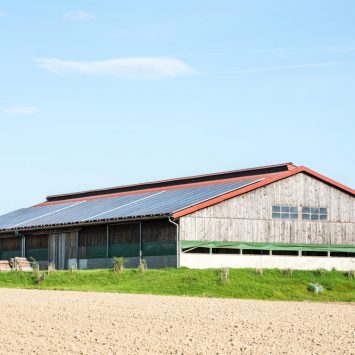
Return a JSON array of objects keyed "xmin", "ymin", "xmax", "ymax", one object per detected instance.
[
  {"xmin": 138, "ymin": 259, "xmax": 147, "ymax": 273},
  {"xmin": 314, "ymin": 268, "xmax": 327, "ymax": 276},
  {"xmin": 218, "ymin": 267, "xmax": 230, "ymax": 285},
  {"xmin": 113, "ymin": 257, "xmax": 126, "ymax": 273},
  {"xmin": 281, "ymin": 269, "xmax": 293, "ymax": 277}
]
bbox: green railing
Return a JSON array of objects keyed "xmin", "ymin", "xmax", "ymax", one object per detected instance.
[{"xmin": 181, "ymin": 240, "xmax": 355, "ymax": 253}]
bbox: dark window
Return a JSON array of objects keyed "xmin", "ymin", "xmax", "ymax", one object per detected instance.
[
  {"xmin": 212, "ymin": 248, "xmax": 240, "ymax": 254},
  {"xmin": 272, "ymin": 250, "xmax": 299, "ymax": 256},
  {"xmin": 272, "ymin": 206, "xmax": 298, "ymax": 220},
  {"xmin": 330, "ymin": 252, "xmax": 355, "ymax": 258},
  {"xmin": 182, "ymin": 247, "xmax": 210, "ymax": 254},
  {"xmin": 242, "ymin": 249, "xmax": 269, "ymax": 255},
  {"xmin": 302, "ymin": 251, "xmax": 328, "ymax": 257},
  {"xmin": 302, "ymin": 207, "xmax": 328, "ymax": 221}
]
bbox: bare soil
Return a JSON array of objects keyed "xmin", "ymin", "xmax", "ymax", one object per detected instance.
[{"xmin": 0, "ymin": 288, "xmax": 354, "ymax": 354}]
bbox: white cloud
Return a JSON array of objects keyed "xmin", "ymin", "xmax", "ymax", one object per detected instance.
[
  {"xmin": 0, "ymin": 11, "xmax": 6, "ymax": 17},
  {"xmin": 63, "ymin": 10, "xmax": 95, "ymax": 22},
  {"xmin": 3, "ymin": 106, "xmax": 39, "ymax": 115},
  {"xmin": 36, "ymin": 57, "xmax": 193, "ymax": 79}
]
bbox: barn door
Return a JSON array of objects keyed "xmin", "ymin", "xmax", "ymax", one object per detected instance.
[
  {"xmin": 48, "ymin": 233, "xmax": 66, "ymax": 270},
  {"xmin": 49, "ymin": 232, "xmax": 78, "ymax": 270}
]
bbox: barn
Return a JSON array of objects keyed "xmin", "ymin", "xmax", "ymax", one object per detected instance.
[{"xmin": 0, "ymin": 163, "xmax": 354, "ymax": 271}]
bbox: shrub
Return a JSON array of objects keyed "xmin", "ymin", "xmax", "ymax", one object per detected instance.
[
  {"xmin": 218, "ymin": 267, "xmax": 230, "ymax": 285},
  {"xmin": 113, "ymin": 257, "xmax": 126, "ymax": 273},
  {"xmin": 30, "ymin": 258, "xmax": 45, "ymax": 284},
  {"xmin": 138, "ymin": 259, "xmax": 147, "ymax": 273},
  {"xmin": 314, "ymin": 268, "xmax": 327, "ymax": 276},
  {"xmin": 255, "ymin": 268, "xmax": 263, "ymax": 276},
  {"xmin": 281, "ymin": 268, "xmax": 293, "ymax": 277},
  {"xmin": 307, "ymin": 283, "xmax": 324, "ymax": 294}
]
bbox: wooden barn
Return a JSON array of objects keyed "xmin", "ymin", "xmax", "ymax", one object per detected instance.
[{"xmin": 0, "ymin": 163, "xmax": 354, "ymax": 270}]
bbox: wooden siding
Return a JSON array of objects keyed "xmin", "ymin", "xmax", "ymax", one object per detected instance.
[
  {"xmin": 26, "ymin": 234, "xmax": 48, "ymax": 249},
  {"xmin": 142, "ymin": 220, "xmax": 176, "ymax": 242},
  {"xmin": 110, "ymin": 223, "xmax": 140, "ymax": 244},
  {"xmin": 0, "ymin": 237, "xmax": 21, "ymax": 251},
  {"xmin": 79, "ymin": 225, "xmax": 106, "ymax": 247},
  {"xmin": 180, "ymin": 173, "xmax": 355, "ymax": 245},
  {"xmin": 78, "ymin": 220, "xmax": 176, "ymax": 259},
  {"xmin": 49, "ymin": 232, "xmax": 78, "ymax": 269}
]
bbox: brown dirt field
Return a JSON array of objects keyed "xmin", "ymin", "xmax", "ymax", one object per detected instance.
[{"xmin": 0, "ymin": 289, "xmax": 354, "ymax": 354}]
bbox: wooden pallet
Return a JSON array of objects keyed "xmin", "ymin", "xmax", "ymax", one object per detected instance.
[
  {"xmin": 9, "ymin": 257, "xmax": 33, "ymax": 271},
  {"xmin": 0, "ymin": 260, "xmax": 11, "ymax": 272}
]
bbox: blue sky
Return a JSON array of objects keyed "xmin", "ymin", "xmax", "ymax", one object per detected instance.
[{"xmin": 0, "ymin": 1, "xmax": 354, "ymax": 215}]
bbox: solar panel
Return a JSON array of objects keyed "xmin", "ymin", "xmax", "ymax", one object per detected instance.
[
  {"xmin": 0, "ymin": 202, "xmax": 77, "ymax": 230},
  {"xmin": 0, "ymin": 179, "xmax": 260, "ymax": 231}
]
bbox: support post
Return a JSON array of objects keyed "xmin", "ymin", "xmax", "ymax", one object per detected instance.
[
  {"xmin": 106, "ymin": 224, "xmax": 109, "ymax": 268},
  {"xmin": 21, "ymin": 236, "xmax": 25, "ymax": 257},
  {"xmin": 168, "ymin": 217, "xmax": 180, "ymax": 268},
  {"xmin": 76, "ymin": 231, "xmax": 80, "ymax": 270},
  {"xmin": 139, "ymin": 222, "xmax": 142, "ymax": 263}
]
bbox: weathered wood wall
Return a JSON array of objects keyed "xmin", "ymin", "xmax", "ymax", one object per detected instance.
[
  {"xmin": 78, "ymin": 220, "xmax": 177, "ymax": 259},
  {"xmin": 180, "ymin": 173, "xmax": 355, "ymax": 245},
  {"xmin": 26, "ymin": 235, "xmax": 48, "ymax": 249},
  {"xmin": 49, "ymin": 232, "xmax": 78, "ymax": 269},
  {"xmin": 110, "ymin": 223, "xmax": 140, "ymax": 244},
  {"xmin": 141, "ymin": 220, "xmax": 176, "ymax": 242},
  {"xmin": 0, "ymin": 237, "xmax": 21, "ymax": 251}
]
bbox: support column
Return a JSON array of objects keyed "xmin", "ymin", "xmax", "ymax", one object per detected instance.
[
  {"xmin": 21, "ymin": 236, "xmax": 25, "ymax": 257},
  {"xmin": 106, "ymin": 224, "xmax": 110, "ymax": 268},
  {"xmin": 139, "ymin": 222, "xmax": 142, "ymax": 262}
]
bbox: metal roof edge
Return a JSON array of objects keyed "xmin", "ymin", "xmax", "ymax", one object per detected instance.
[{"xmin": 45, "ymin": 162, "xmax": 294, "ymax": 202}]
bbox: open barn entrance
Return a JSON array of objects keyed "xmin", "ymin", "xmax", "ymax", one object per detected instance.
[{"xmin": 49, "ymin": 232, "xmax": 78, "ymax": 270}]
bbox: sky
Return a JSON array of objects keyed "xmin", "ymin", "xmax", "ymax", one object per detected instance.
[{"xmin": 0, "ymin": 1, "xmax": 354, "ymax": 215}]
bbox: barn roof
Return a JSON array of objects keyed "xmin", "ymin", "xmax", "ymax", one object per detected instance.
[{"xmin": 0, "ymin": 163, "xmax": 353, "ymax": 233}]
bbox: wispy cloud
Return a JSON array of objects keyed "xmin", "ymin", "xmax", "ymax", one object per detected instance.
[
  {"xmin": 63, "ymin": 10, "xmax": 94, "ymax": 22},
  {"xmin": 36, "ymin": 57, "xmax": 193, "ymax": 79},
  {"xmin": 3, "ymin": 106, "xmax": 39, "ymax": 115},
  {"xmin": 204, "ymin": 62, "xmax": 335, "ymax": 75},
  {"xmin": 0, "ymin": 10, "xmax": 6, "ymax": 17}
]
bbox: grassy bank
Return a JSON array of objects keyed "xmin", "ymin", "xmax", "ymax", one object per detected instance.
[{"xmin": 0, "ymin": 268, "xmax": 354, "ymax": 302}]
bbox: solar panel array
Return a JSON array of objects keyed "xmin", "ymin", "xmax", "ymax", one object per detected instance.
[{"xmin": 0, "ymin": 179, "xmax": 260, "ymax": 231}]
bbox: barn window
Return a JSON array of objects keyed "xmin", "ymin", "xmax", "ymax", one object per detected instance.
[
  {"xmin": 302, "ymin": 207, "xmax": 328, "ymax": 221},
  {"xmin": 272, "ymin": 206, "xmax": 298, "ymax": 220}
]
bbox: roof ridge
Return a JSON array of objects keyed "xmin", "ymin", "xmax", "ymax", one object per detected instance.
[{"xmin": 45, "ymin": 162, "xmax": 294, "ymax": 203}]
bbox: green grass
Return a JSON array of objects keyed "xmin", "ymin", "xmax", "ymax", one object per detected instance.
[{"xmin": 0, "ymin": 268, "xmax": 354, "ymax": 302}]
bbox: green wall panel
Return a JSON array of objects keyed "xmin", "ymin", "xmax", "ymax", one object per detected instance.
[
  {"xmin": 26, "ymin": 249, "xmax": 48, "ymax": 261},
  {"xmin": 85, "ymin": 245, "xmax": 106, "ymax": 259},
  {"xmin": 0, "ymin": 250, "xmax": 21, "ymax": 259},
  {"xmin": 142, "ymin": 241, "xmax": 176, "ymax": 256},
  {"xmin": 109, "ymin": 243, "xmax": 140, "ymax": 258}
]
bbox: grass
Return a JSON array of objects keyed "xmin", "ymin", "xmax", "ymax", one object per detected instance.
[{"xmin": 0, "ymin": 268, "xmax": 354, "ymax": 302}]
